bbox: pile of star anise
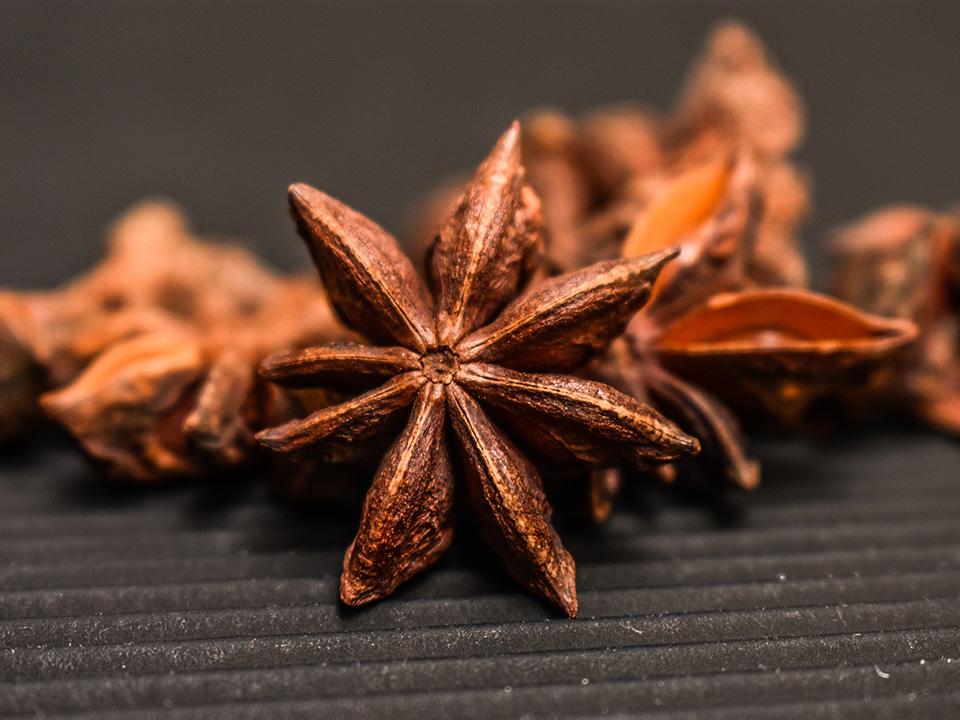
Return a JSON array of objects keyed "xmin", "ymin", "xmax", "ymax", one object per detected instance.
[{"xmin": 0, "ymin": 21, "xmax": 943, "ymax": 616}]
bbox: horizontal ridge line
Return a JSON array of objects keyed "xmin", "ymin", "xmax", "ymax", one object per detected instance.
[
  {"xmin": 3, "ymin": 596, "xmax": 958, "ymax": 654},
  {"xmin": 2, "ymin": 568, "xmax": 958, "ymax": 623}
]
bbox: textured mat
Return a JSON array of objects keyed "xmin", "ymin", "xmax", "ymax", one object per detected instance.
[{"xmin": 1, "ymin": 428, "xmax": 959, "ymax": 719}]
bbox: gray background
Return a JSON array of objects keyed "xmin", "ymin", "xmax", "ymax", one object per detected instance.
[{"xmin": 2, "ymin": 0, "xmax": 959, "ymax": 289}]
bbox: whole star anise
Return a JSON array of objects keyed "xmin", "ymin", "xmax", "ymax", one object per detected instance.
[
  {"xmin": 589, "ymin": 160, "xmax": 919, "ymax": 504},
  {"xmin": 40, "ymin": 276, "xmax": 338, "ymax": 481},
  {"xmin": 831, "ymin": 205, "xmax": 960, "ymax": 434},
  {"xmin": 520, "ymin": 20, "xmax": 810, "ymax": 287},
  {"xmin": 0, "ymin": 200, "xmax": 342, "ymax": 479},
  {"xmin": 257, "ymin": 123, "xmax": 699, "ymax": 615},
  {"xmin": 0, "ymin": 202, "xmax": 193, "ymax": 443}
]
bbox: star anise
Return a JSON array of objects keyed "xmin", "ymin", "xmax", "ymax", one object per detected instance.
[
  {"xmin": 3, "ymin": 202, "xmax": 280, "ymax": 386},
  {"xmin": 831, "ymin": 205, "xmax": 960, "ymax": 434},
  {"xmin": 1, "ymin": 200, "xmax": 342, "ymax": 479},
  {"xmin": 0, "ymin": 202, "xmax": 192, "ymax": 443},
  {"xmin": 257, "ymin": 123, "xmax": 699, "ymax": 615},
  {"xmin": 518, "ymin": 21, "xmax": 810, "ymax": 288},
  {"xmin": 588, "ymin": 160, "xmax": 919, "ymax": 506},
  {"xmin": 534, "ymin": 22, "xmax": 915, "ymax": 502},
  {"xmin": 41, "ymin": 276, "xmax": 338, "ymax": 481}
]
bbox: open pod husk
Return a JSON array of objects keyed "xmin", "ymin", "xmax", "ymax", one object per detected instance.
[{"xmin": 651, "ymin": 288, "xmax": 919, "ymax": 424}]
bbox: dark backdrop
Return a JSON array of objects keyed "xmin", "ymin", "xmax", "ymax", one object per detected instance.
[{"xmin": 2, "ymin": 0, "xmax": 959, "ymax": 289}]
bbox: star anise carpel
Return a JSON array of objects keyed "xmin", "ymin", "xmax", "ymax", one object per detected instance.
[{"xmin": 257, "ymin": 122, "xmax": 700, "ymax": 615}]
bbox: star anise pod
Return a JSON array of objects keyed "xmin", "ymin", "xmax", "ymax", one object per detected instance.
[
  {"xmin": 590, "ymin": 164, "xmax": 918, "ymax": 505},
  {"xmin": 2, "ymin": 201, "xmax": 284, "ymax": 384},
  {"xmin": 669, "ymin": 20, "xmax": 805, "ymax": 163},
  {"xmin": 257, "ymin": 123, "xmax": 699, "ymax": 615},
  {"xmin": 831, "ymin": 205, "xmax": 960, "ymax": 434},
  {"xmin": 41, "ymin": 276, "xmax": 339, "ymax": 481},
  {"xmin": 512, "ymin": 21, "xmax": 810, "ymax": 288},
  {"xmin": 1, "ymin": 200, "xmax": 342, "ymax": 479},
  {"xmin": 0, "ymin": 201, "xmax": 273, "ymax": 441},
  {"xmin": 0, "ymin": 203, "xmax": 188, "ymax": 443}
]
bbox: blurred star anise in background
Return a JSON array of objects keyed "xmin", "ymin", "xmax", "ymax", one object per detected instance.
[
  {"xmin": 0, "ymin": 202, "xmax": 342, "ymax": 480},
  {"xmin": 832, "ymin": 205, "xmax": 960, "ymax": 435}
]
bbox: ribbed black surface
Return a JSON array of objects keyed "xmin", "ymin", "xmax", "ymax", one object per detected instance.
[{"xmin": 1, "ymin": 429, "xmax": 959, "ymax": 718}]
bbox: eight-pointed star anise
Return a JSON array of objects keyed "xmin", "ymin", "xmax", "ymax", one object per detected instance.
[{"xmin": 256, "ymin": 123, "xmax": 699, "ymax": 615}]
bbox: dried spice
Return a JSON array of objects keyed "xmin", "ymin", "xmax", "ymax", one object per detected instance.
[
  {"xmin": 258, "ymin": 123, "xmax": 699, "ymax": 615},
  {"xmin": 42, "ymin": 278, "xmax": 339, "ymax": 481},
  {"xmin": 831, "ymin": 206, "xmax": 960, "ymax": 434},
  {"xmin": 404, "ymin": 23, "xmax": 811, "ymax": 297},
  {"xmin": 516, "ymin": 21, "xmax": 810, "ymax": 287},
  {"xmin": 670, "ymin": 20, "xmax": 805, "ymax": 162},
  {"xmin": 3, "ymin": 203, "xmax": 275, "ymax": 385},
  {"xmin": 0, "ymin": 200, "xmax": 342, "ymax": 479},
  {"xmin": 585, "ymin": 157, "xmax": 918, "ymax": 507},
  {"xmin": 0, "ymin": 15, "xmax": 937, "ymax": 624}
]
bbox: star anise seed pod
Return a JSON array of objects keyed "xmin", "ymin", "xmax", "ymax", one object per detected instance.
[
  {"xmin": 40, "ymin": 277, "xmax": 339, "ymax": 481},
  {"xmin": 257, "ymin": 123, "xmax": 699, "ymax": 615},
  {"xmin": 589, "ymin": 155, "xmax": 918, "ymax": 504},
  {"xmin": 670, "ymin": 20, "xmax": 805, "ymax": 162},
  {"xmin": 508, "ymin": 21, "xmax": 810, "ymax": 287},
  {"xmin": 0, "ymin": 201, "xmax": 275, "ymax": 442},
  {"xmin": 645, "ymin": 288, "xmax": 919, "ymax": 426},
  {"xmin": 831, "ymin": 205, "xmax": 960, "ymax": 434},
  {"xmin": 2, "ymin": 201, "xmax": 343, "ymax": 480},
  {"xmin": 636, "ymin": 253, "xmax": 913, "ymax": 487}
]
